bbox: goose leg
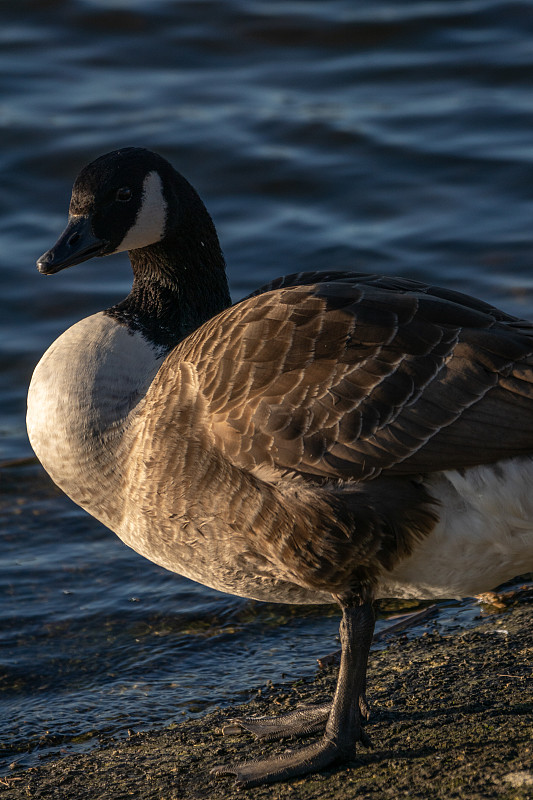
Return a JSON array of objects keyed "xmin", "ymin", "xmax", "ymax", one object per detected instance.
[{"xmin": 211, "ymin": 601, "xmax": 375, "ymax": 788}]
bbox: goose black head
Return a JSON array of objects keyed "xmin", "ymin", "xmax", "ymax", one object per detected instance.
[
  {"xmin": 36, "ymin": 148, "xmax": 184, "ymax": 274},
  {"xmin": 36, "ymin": 147, "xmax": 230, "ymax": 346}
]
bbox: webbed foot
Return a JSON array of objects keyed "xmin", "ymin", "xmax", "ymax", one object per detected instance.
[
  {"xmin": 222, "ymin": 692, "xmax": 370, "ymax": 741},
  {"xmin": 222, "ymin": 701, "xmax": 331, "ymax": 740},
  {"xmin": 211, "ymin": 737, "xmax": 348, "ymax": 788}
]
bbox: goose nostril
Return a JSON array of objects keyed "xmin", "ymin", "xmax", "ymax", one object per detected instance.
[{"xmin": 68, "ymin": 232, "xmax": 81, "ymax": 247}]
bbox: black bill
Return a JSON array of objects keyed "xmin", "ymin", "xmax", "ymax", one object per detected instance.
[{"xmin": 36, "ymin": 215, "xmax": 110, "ymax": 274}]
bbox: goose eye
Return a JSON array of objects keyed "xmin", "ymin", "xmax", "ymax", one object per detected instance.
[{"xmin": 116, "ymin": 187, "xmax": 132, "ymax": 202}]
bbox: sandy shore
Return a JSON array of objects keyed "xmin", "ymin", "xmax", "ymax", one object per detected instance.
[{"xmin": 2, "ymin": 601, "xmax": 531, "ymax": 800}]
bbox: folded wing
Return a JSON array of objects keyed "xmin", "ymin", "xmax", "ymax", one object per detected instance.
[{"xmin": 168, "ymin": 272, "xmax": 533, "ymax": 480}]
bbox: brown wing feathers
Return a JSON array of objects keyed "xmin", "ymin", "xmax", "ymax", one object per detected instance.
[{"xmin": 176, "ymin": 275, "xmax": 533, "ymax": 482}]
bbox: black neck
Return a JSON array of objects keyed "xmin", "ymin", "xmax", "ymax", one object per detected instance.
[{"xmin": 106, "ymin": 196, "xmax": 231, "ymax": 352}]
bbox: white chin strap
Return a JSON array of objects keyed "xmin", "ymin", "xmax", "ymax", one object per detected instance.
[{"xmin": 114, "ymin": 171, "xmax": 167, "ymax": 253}]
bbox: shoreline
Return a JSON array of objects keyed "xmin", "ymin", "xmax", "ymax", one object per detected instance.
[{"xmin": 2, "ymin": 601, "xmax": 531, "ymax": 799}]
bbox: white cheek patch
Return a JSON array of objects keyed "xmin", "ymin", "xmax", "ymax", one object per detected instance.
[{"xmin": 114, "ymin": 170, "xmax": 167, "ymax": 253}]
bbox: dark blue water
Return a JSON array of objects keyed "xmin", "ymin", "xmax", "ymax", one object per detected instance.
[{"xmin": 1, "ymin": 0, "xmax": 532, "ymax": 773}]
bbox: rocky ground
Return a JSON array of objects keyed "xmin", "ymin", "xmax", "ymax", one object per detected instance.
[{"xmin": 2, "ymin": 600, "xmax": 531, "ymax": 800}]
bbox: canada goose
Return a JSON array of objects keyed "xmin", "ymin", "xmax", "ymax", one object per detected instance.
[{"xmin": 27, "ymin": 147, "xmax": 533, "ymax": 787}]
